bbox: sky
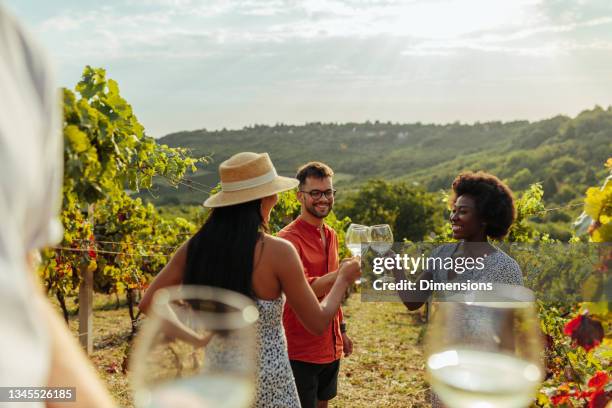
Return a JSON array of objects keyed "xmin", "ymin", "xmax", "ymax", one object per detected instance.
[{"xmin": 4, "ymin": 0, "xmax": 612, "ymax": 137}]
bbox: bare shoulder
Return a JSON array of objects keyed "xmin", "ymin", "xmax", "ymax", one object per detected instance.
[
  {"xmin": 261, "ymin": 234, "xmax": 301, "ymax": 272},
  {"xmin": 263, "ymin": 234, "xmax": 297, "ymax": 255}
]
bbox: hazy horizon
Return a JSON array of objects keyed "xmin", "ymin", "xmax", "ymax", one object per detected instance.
[
  {"xmin": 160, "ymin": 104, "xmax": 608, "ymax": 137},
  {"xmin": 5, "ymin": 0, "xmax": 612, "ymax": 138}
]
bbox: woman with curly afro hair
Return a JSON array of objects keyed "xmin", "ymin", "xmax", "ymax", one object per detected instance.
[
  {"xmin": 397, "ymin": 172, "xmax": 525, "ymax": 408},
  {"xmin": 398, "ymin": 171, "xmax": 523, "ymax": 310},
  {"xmin": 449, "ymin": 171, "xmax": 516, "ymax": 242}
]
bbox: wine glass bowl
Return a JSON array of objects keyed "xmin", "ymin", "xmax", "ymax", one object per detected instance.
[
  {"xmin": 345, "ymin": 224, "xmax": 371, "ymax": 257},
  {"xmin": 130, "ymin": 285, "xmax": 259, "ymax": 408},
  {"xmin": 425, "ymin": 285, "xmax": 544, "ymax": 408},
  {"xmin": 369, "ymin": 224, "xmax": 393, "ymax": 255},
  {"xmin": 345, "ymin": 224, "xmax": 370, "ymax": 284}
]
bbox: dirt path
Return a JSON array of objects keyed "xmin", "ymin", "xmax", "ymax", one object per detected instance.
[{"xmin": 333, "ymin": 296, "xmax": 429, "ymax": 407}]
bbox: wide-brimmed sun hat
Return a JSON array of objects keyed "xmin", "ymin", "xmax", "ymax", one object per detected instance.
[{"xmin": 203, "ymin": 152, "xmax": 299, "ymax": 208}]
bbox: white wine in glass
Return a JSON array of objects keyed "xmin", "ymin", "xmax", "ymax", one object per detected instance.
[
  {"xmin": 345, "ymin": 224, "xmax": 370, "ymax": 284},
  {"xmin": 345, "ymin": 224, "xmax": 370, "ymax": 257},
  {"xmin": 369, "ymin": 224, "xmax": 393, "ymax": 255},
  {"xmin": 425, "ymin": 285, "xmax": 544, "ymax": 408},
  {"xmin": 130, "ymin": 285, "xmax": 259, "ymax": 408}
]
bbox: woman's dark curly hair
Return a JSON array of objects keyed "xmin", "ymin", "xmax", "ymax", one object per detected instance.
[{"xmin": 450, "ymin": 171, "xmax": 516, "ymax": 239}]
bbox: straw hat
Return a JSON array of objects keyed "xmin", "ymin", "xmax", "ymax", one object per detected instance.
[{"xmin": 203, "ymin": 152, "xmax": 299, "ymax": 208}]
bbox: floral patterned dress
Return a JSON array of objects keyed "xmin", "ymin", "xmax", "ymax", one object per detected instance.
[
  {"xmin": 205, "ymin": 296, "xmax": 300, "ymax": 407},
  {"xmin": 252, "ymin": 297, "xmax": 301, "ymax": 408}
]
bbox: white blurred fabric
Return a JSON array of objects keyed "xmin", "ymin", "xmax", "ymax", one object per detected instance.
[{"xmin": 0, "ymin": 4, "xmax": 63, "ymax": 404}]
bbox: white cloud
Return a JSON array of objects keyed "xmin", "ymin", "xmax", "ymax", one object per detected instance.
[
  {"xmin": 35, "ymin": 1, "xmax": 528, "ymax": 60},
  {"xmin": 36, "ymin": 0, "xmax": 547, "ymax": 44},
  {"xmin": 15, "ymin": 0, "xmax": 611, "ymax": 135},
  {"xmin": 475, "ymin": 16, "xmax": 612, "ymax": 44},
  {"xmin": 39, "ymin": 14, "xmax": 95, "ymax": 31},
  {"xmin": 401, "ymin": 39, "xmax": 602, "ymax": 58},
  {"xmin": 237, "ymin": 0, "xmax": 291, "ymax": 16},
  {"xmin": 31, "ymin": 1, "xmax": 612, "ymax": 81}
]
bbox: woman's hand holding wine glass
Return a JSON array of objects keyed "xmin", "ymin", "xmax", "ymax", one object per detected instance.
[{"xmin": 338, "ymin": 257, "xmax": 361, "ymax": 285}]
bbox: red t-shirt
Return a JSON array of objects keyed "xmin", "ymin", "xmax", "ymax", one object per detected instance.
[{"xmin": 279, "ymin": 217, "xmax": 343, "ymax": 364}]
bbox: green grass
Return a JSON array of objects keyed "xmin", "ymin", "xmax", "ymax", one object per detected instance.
[
  {"xmin": 55, "ymin": 293, "xmax": 430, "ymax": 407},
  {"xmin": 53, "ymin": 294, "xmax": 134, "ymax": 407},
  {"xmin": 335, "ymin": 297, "xmax": 429, "ymax": 407}
]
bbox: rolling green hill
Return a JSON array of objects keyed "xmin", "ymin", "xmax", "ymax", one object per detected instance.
[{"xmin": 147, "ymin": 106, "xmax": 611, "ymax": 210}]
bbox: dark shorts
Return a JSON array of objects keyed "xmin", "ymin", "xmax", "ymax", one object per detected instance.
[{"xmin": 290, "ymin": 359, "xmax": 340, "ymax": 408}]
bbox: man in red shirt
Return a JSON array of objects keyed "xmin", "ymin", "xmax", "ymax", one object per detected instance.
[{"xmin": 279, "ymin": 162, "xmax": 353, "ymax": 408}]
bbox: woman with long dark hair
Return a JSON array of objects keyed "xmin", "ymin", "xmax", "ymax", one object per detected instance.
[{"xmin": 140, "ymin": 152, "xmax": 360, "ymax": 408}]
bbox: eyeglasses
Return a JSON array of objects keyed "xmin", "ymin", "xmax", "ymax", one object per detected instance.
[{"xmin": 300, "ymin": 189, "xmax": 336, "ymax": 200}]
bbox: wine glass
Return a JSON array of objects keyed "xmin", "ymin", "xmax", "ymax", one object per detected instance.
[
  {"xmin": 424, "ymin": 284, "xmax": 544, "ymax": 408},
  {"xmin": 345, "ymin": 224, "xmax": 370, "ymax": 284},
  {"xmin": 345, "ymin": 224, "xmax": 370, "ymax": 257},
  {"xmin": 130, "ymin": 285, "xmax": 260, "ymax": 408},
  {"xmin": 369, "ymin": 224, "xmax": 393, "ymax": 256}
]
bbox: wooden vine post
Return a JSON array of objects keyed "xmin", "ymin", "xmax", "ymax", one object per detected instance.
[{"xmin": 78, "ymin": 204, "xmax": 94, "ymax": 354}]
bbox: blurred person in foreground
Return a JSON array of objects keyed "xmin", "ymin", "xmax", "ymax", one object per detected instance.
[{"xmin": 0, "ymin": 5, "xmax": 115, "ymax": 407}]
